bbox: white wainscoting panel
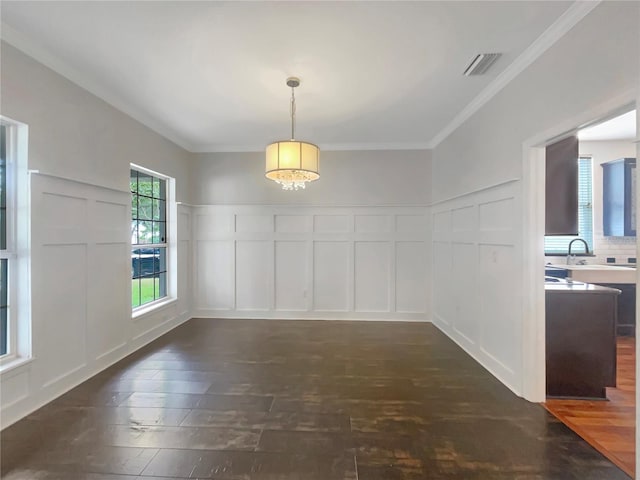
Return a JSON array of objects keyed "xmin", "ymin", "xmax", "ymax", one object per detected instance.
[
  {"xmin": 432, "ymin": 240, "xmax": 453, "ymax": 326},
  {"xmin": 276, "ymin": 215, "xmax": 312, "ymax": 233},
  {"xmin": 193, "ymin": 206, "xmax": 429, "ymax": 321},
  {"xmin": 478, "ymin": 244, "xmax": 517, "ymax": 374},
  {"xmin": 396, "ymin": 241, "xmax": 427, "ymax": 314},
  {"xmin": 314, "ymin": 214, "xmax": 351, "ymax": 233},
  {"xmin": 355, "ymin": 241, "xmax": 391, "ymax": 312},
  {"xmin": 355, "ymin": 215, "xmax": 392, "ymax": 233},
  {"xmin": 451, "ymin": 206, "xmax": 475, "ymax": 232},
  {"xmin": 275, "ymin": 241, "xmax": 308, "ymax": 311},
  {"xmin": 196, "ymin": 211, "xmax": 233, "ymax": 236},
  {"xmin": 431, "ymin": 181, "xmax": 522, "ymax": 395},
  {"xmin": 94, "ymin": 200, "xmax": 129, "ymax": 243},
  {"xmin": 89, "ymin": 243, "xmax": 130, "ymax": 360},
  {"xmin": 236, "ymin": 214, "xmax": 273, "ymax": 233},
  {"xmin": 313, "ymin": 241, "xmax": 350, "ymax": 312},
  {"xmin": 396, "ymin": 215, "xmax": 427, "ymax": 233},
  {"xmin": 39, "ymin": 243, "xmax": 88, "ymax": 384},
  {"xmin": 177, "ymin": 241, "xmax": 192, "ymax": 316},
  {"xmin": 41, "ymin": 193, "xmax": 88, "ymax": 244},
  {"xmin": 196, "ymin": 240, "xmax": 234, "ymax": 310},
  {"xmin": 177, "ymin": 207, "xmax": 192, "ymax": 317},
  {"xmin": 479, "ymin": 198, "xmax": 514, "ymax": 231},
  {"xmin": 0, "ymin": 368, "xmax": 30, "ymax": 410},
  {"xmin": 236, "ymin": 241, "xmax": 272, "ymax": 311},
  {"xmin": 1, "ymin": 174, "xmax": 193, "ymax": 428},
  {"xmin": 432, "ymin": 210, "xmax": 451, "ymax": 235},
  {"xmin": 451, "ymin": 242, "xmax": 477, "ymax": 345}
]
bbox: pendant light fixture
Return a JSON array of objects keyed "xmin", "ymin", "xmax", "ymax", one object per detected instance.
[{"xmin": 265, "ymin": 77, "xmax": 320, "ymax": 190}]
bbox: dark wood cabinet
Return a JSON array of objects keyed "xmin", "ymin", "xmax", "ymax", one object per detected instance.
[
  {"xmin": 545, "ymin": 135, "xmax": 579, "ymax": 235},
  {"xmin": 602, "ymin": 157, "xmax": 636, "ymax": 237},
  {"xmin": 598, "ymin": 282, "xmax": 636, "ymax": 337},
  {"xmin": 546, "ymin": 285, "xmax": 618, "ymax": 399}
]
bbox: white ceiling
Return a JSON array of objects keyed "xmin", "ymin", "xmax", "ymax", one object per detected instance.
[
  {"xmin": 1, "ymin": 1, "xmax": 576, "ymax": 152},
  {"xmin": 578, "ymin": 110, "xmax": 637, "ymax": 142}
]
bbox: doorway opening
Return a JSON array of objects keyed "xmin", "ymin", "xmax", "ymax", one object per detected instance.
[{"xmin": 523, "ymin": 102, "xmax": 637, "ymax": 478}]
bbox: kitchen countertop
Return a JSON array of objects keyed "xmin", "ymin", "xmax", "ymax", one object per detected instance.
[
  {"xmin": 545, "ymin": 280, "xmax": 621, "ymax": 295},
  {"xmin": 549, "ymin": 264, "xmax": 636, "ymax": 284},
  {"xmin": 556, "ymin": 264, "xmax": 634, "ymax": 271}
]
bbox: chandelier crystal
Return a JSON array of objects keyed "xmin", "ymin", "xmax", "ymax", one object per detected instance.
[{"xmin": 265, "ymin": 77, "xmax": 319, "ymax": 190}]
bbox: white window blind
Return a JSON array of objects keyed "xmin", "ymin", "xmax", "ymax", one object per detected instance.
[{"xmin": 544, "ymin": 157, "xmax": 593, "ymax": 255}]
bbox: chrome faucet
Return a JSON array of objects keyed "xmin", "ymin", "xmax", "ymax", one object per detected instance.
[{"xmin": 567, "ymin": 238, "xmax": 589, "ymax": 265}]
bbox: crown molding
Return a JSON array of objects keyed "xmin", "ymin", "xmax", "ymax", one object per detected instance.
[
  {"xmin": 307, "ymin": 142, "xmax": 432, "ymax": 152},
  {"xmin": 1, "ymin": 22, "xmax": 196, "ymax": 152},
  {"xmin": 192, "ymin": 142, "xmax": 433, "ymax": 153},
  {"xmin": 1, "ymin": 1, "xmax": 601, "ymax": 155},
  {"xmin": 426, "ymin": 0, "xmax": 601, "ymax": 149},
  {"xmin": 1, "ymin": 22, "xmax": 430, "ymax": 155}
]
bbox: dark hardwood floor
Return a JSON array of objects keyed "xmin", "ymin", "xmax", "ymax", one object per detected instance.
[
  {"xmin": 545, "ymin": 336, "xmax": 636, "ymax": 477},
  {"xmin": 0, "ymin": 318, "xmax": 632, "ymax": 479}
]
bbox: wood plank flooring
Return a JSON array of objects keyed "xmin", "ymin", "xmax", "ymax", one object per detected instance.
[
  {"xmin": 545, "ymin": 336, "xmax": 636, "ymax": 478},
  {"xmin": 1, "ymin": 318, "xmax": 632, "ymax": 479}
]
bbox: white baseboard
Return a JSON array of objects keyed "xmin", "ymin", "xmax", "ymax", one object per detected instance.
[{"xmin": 192, "ymin": 310, "xmax": 430, "ymax": 322}]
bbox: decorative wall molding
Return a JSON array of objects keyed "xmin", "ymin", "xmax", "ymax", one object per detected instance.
[
  {"xmin": 0, "ymin": 175, "xmax": 193, "ymax": 428},
  {"xmin": 429, "ymin": 178, "xmax": 519, "ymax": 207},
  {"xmin": 431, "ymin": 181, "xmax": 522, "ymax": 396},
  {"xmin": 192, "ymin": 205, "xmax": 430, "ymax": 322},
  {"xmin": 28, "ymin": 170, "xmax": 130, "ymax": 195}
]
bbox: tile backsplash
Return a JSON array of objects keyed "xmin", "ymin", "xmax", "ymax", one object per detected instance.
[
  {"xmin": 546, "ymin": 235, "xmax": 636, "ymax": 265},
  {"xmin": 593, "ymin": 234, "xmax": 636, "ymax": 264}
]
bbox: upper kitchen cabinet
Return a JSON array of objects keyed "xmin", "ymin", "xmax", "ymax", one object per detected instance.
[
  {"xmin": 546, "ymin": 135, "xmax": 579, "ymax": 235},
  {"xmin": 602, "ymin": 157, "xmax": 636, "ymax": 237}
]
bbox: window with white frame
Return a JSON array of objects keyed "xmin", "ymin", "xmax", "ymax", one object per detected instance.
[
  {"xmin": 130, "ymin": 167, "xmax": 169, "ymax": 309},
  {"xmin": 0, "ymin": 125, "xmax": 9, "ymax": 355},
  {"xmin": 544, "ymin": 156, "xmax": 593, "ymax": 255},
  {"xmin": 0, "ymin": 116, "xmax": 30, "ymax": 367},
  {"xmin": 0, "ymin": 120, "xmax": 21, "ymax": 359}
]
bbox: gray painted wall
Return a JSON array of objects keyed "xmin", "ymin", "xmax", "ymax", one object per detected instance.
[
  {"xmin": 191, "ymin": 149, "xmax": 432, "ymax": 206},
  {"xmin": 1, "ymin": 42, "xmax": 192, "ymax": 202}
]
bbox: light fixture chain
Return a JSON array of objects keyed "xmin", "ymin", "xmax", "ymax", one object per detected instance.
[{"xmin": 290, "ymin": 86, "xmax": 296, "ymax": 141}]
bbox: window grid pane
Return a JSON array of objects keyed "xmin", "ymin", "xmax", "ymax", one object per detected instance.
[
  {"xmin": 0, "ymin": 125, "xmax": 7, "ymax": 355},
  {"xmin": 1, "ymin": 125, "xmax": 6, "ymax": 251},
  {"xmin": 131, "ymin": 167, "xmax": 168, "ymax": 308},
  {"xmin": 544, "ymin": 157, "xmax": 593, "ymax": 254},
  {"xmin": 0, "ymin": 259, "xmax": 7, "ymax": 355}
]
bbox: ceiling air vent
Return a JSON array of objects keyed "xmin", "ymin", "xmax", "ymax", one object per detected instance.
[{"xmin": 463, "ymin": 53, "xmax": 501, "ymax": 76}]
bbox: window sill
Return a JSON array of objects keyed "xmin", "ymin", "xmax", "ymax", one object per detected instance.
[
  {"xmin": 0, "ymin": 355, "xmax": 34, "ymax": 377},
  {"xmin": 132, "ymin": 297, "xmax": 177, "ymax": 321}
]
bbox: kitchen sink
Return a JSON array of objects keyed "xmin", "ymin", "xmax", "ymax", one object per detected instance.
[{"xmin": 544, "ymin": 276, "xmax": 563, "ymax": 283}]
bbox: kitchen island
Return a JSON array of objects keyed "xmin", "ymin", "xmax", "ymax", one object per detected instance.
[
  {"xmin": 546, "ymin": 279, "xmax": 620, "ymax": 399},
  {"xmin": 549, "ymin": 264, "xmax": 636, "ymax": 336}
]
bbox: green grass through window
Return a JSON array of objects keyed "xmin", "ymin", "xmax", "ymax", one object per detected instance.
[{"xmin": 132, "ymin": 277, "xmax": 159, "ymax": 308}]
